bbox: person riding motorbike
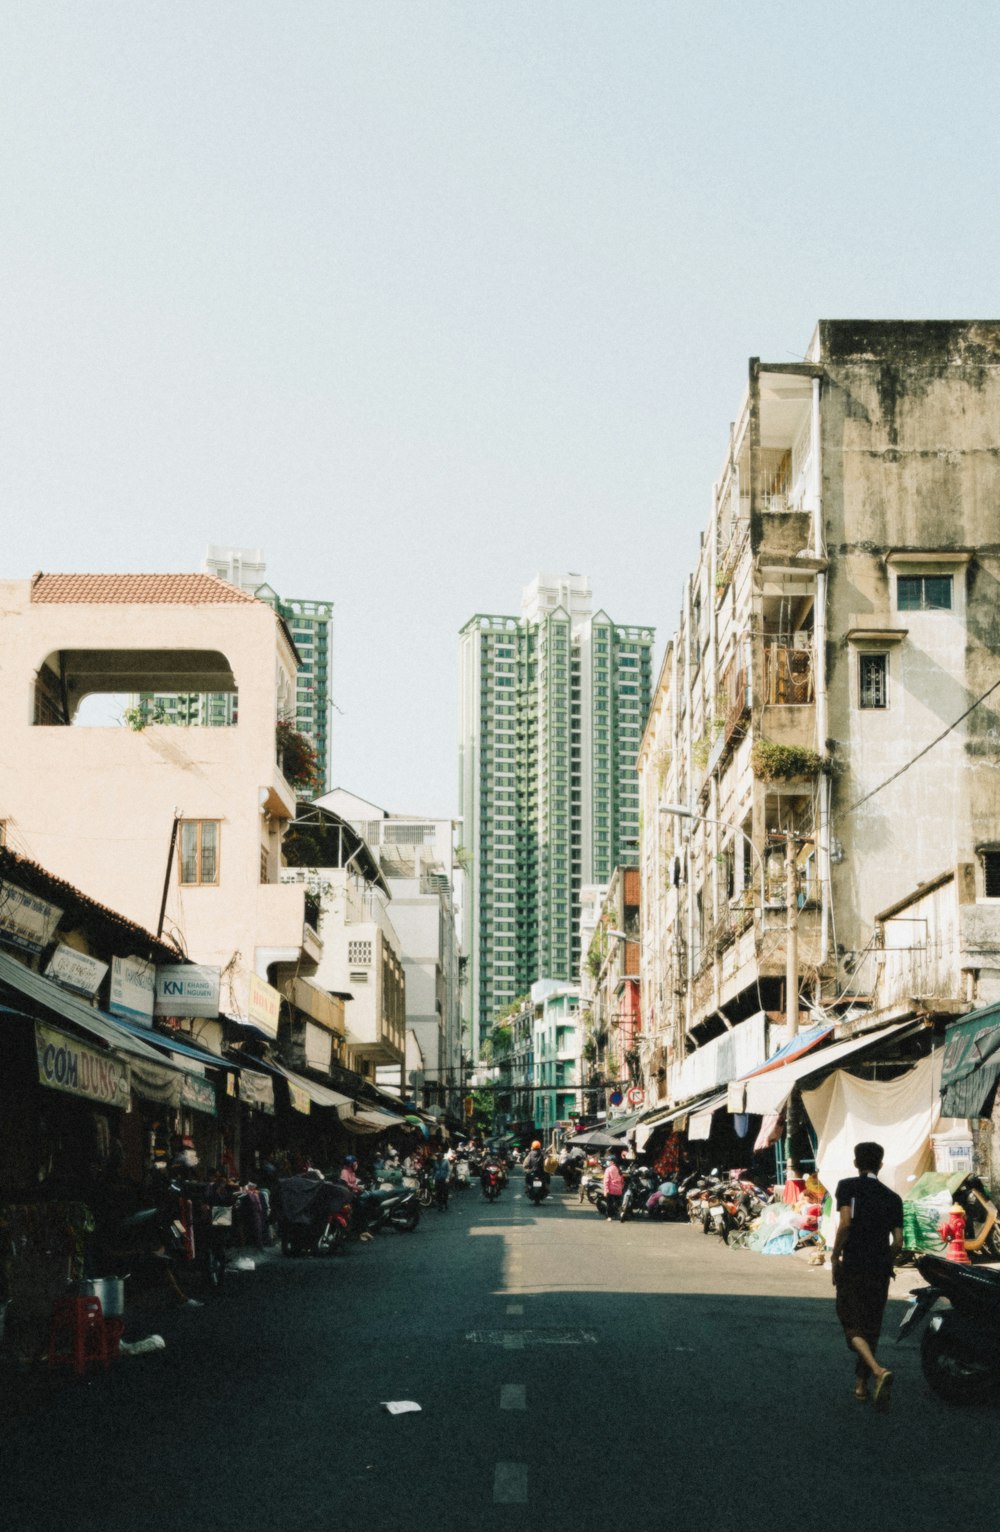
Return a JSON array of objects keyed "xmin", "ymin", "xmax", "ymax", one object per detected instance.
[{"xmin": 522, "ymin": 1140, "xmax": 550, "ymax": 1195}]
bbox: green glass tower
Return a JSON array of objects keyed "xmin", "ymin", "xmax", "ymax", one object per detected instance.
[{"xmin": 459, "ymin": 575, "xmax": 654, "ymax": 1051}]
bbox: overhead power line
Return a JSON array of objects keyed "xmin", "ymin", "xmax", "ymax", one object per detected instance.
[{"xmin": 845, "ymin": 675, "xmax": 1000, "ymax": 815}]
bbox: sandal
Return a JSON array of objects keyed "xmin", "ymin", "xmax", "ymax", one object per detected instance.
[{"xmin": 873, "ymin": 1370, "xmax": 894, "ymax": 1413}]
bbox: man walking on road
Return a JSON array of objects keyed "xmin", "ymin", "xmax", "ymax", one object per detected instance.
[{"xmin": 830, "ymin": 1141, "xmax": 904, "ymax": 1410}]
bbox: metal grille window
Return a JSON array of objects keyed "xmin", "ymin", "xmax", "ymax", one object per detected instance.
[
  {"xmin": 347, "ymin": 939, "xmax": 373, "ymax": 965},
  {"xmin": 179, "ymin": 821, "xmax": 220, "ymax": 885},
  {"xmin": 983, "ymin": 851, "xmax": 1000, "ymax": 898},
  {"xmin": 897, "ymin": 574, "xmax": 952, "ymax": 611},
  {"xmin": 859, "ymin": 653, "xmax": 889, "ymax": 710}
]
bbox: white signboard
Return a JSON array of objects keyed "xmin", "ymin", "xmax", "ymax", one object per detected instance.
[
  {"xmin": 109, "ymin": 955, "xmax": 156, "ymax": 1025},
  {"xmin": 0, "ymin": 882, "xmax": 63, "ymax": 955},
  {"xmin": 247, "ymin": 973, "xmax": 281, "ymax": 1037},
  {"xmin": 45, "ymin": 943, "xmax": 109, "ymax": 999},
  {"xmin": 154, "ymin": 964, "xmax": 221, "ymax": 1019}
]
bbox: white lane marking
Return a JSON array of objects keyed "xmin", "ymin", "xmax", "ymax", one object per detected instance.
[
  {"xmin": 506, "ymin": 1303, "xmax": 524, "ymax": 1315},
  {"xmin": 502, "ymin": 1331, "xmax": 525, "ymax": 1350},
  {"xmin": 500, "ymin": 1384, "xmax": 526, "ymax": 1411},
  {"xmin": 494, "ymin": 1462, "xmax": 528, "ymax": 1504}
]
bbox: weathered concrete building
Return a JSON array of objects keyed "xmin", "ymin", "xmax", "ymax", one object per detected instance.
[{"xmin": 637, "ymin": 321, "xmax": 1000, "ymax": 1112}]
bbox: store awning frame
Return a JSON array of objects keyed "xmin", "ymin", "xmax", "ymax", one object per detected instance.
[
  {"xmin": 940, "ymin": 1001, "xmax": 1000, "ymax": 1117},
  {"xmin": 739, "ymin": 1018, "xmax": 927, "ymax": 1116}
]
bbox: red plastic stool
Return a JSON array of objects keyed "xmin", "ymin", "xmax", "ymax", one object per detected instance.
[{"xmin": 47, "ymin": 1296, "xmax": 111, "ymax": 1376}]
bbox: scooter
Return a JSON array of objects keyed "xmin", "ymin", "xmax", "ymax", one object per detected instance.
[
  {"xmin": 525, "ymin": 1171, "xmax": 549, "ymax": 1206},
  {"xmin": 482, "ymin": 1163, "xmax": 503, "ymax": 1202},
  {"xmin": 277, "ymin": 1175, "xmax": 353, "ymax": 1257},
  {"xmin": 356, "ymin": 1183, "xmax": 422, "ymax": 1235},
  {"xmin": 619, "ymin": 1166, "xmax": 660, "ymax": 1221},
  {"xmin": 897, "ymin": 1251, "xmax": 1000, "ymax": 1404}
]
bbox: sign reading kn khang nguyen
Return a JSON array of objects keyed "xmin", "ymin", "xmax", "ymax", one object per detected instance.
[
  {"xmin": 154, "ymin": 964, "xmax": 221, "ymax": 1019},
  {"xmin": 35, "ymin": 1022, "xmax": 131, "ymax": 1110}
]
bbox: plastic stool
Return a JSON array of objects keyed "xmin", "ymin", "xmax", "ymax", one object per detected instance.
[{"xmin": 47, "ymin": 1296, "xmax": 110, "ymax": 1376}]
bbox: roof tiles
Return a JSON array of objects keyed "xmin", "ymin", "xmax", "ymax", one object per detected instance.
[{"xmin": 30, "ymin": 573, "xmax": 258, "ymax": 605}]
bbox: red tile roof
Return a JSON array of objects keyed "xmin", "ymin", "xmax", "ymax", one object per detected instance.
[{"xmin": 30, "ymin": 573, "xmax": 259, "ymax": 605}]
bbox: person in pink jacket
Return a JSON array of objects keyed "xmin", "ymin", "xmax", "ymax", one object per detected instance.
[{"xmin": 603, "ymin": 1156, "xmax": 624, "ymax": 1221}]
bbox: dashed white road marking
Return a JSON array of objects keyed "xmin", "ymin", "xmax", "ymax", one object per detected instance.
[
  {"xmin": 500, "ymin": 1384, "xmax": 526, "ymax": 1411},
  {"xmin": 506, "ymin": 1302, "xmax": 524, "ymax": 1315},
  {"xmin": 502, "ymin": 1331, "xmax": 525, "ymax": 1350},
  {"xmin": 494, "ymin": 1462, "xmax": 528, "ymax": 1504}
]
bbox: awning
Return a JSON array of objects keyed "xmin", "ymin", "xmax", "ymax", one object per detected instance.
[
  {"xmin": 739, "ymin": 1022, "xmax": 834, "ymax": 1079},
  {"xmin": 272, "ymin": 1064, "xmax": 355, "ymax": 1113},
  {"xmin": 605, "ymin": 1108, "xmax": 647, "ymax": 1138},
  {"xmin": 354, "ymin": 1108, "xmax": 405, "ymax": 1129},
  {"xmin": 687, "ymin": 1090, "xmax": 729, "ymax": 1141},
  {"xmin": 107, "ymin": 1013, "xmax": 239, "ymax": 1073},
  {"xmin": 741, "ymin": 1019, "xmax": 926, "ymax": 1115},
  {"xmin": 940, "ymin": 1002, "xmax": 1000, "ymax": 1117},
  {"xmin": 0, "ymin": 950, "xmax": 190, "ymax": 1070}
]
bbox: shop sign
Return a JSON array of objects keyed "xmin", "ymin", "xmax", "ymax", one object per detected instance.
[
  {"xmin": 45, "ymin": 943, "xmax": 109, "ymax": 999},
  {"xmin": 0, "ymin": 882, "xmax": 63, "ymax": 955},
  {"xmin": 239, "ymin": 1069, "xmax": 275, "ymax": 1114},
  {"xmin": 154, "ymin": 964, "xmax": 220, "ymax": 1019},
  {"xmin": 35, "ymin": 1021, "xmax": 131, "ymax": 1110},
  {"xmin": 248, "ymin": 974, "xmax": 281, "ymax": 1036},
  {"xmin": 181, "ymin": 1072, "xmax": 217, "ymax": 1117},
  {"xmin": 109, "ymin": 955, "xmax": 156, "ymax": 1025}
]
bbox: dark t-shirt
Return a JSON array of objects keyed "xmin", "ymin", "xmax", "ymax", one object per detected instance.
[{"xmin": 835, "ymin": 1174, "xmax": 904, "ymax": 1275}]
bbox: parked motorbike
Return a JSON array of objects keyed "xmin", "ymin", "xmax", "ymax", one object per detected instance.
[
  {"xmin": 897, "ymin": 1251, "xmax": 1000, "ymax": 1404},
  {"xmin": 646, "ymin": 1179, "xmax": 688, "ymax": 1222},
  {"xmin": 277, "ymin": 1175, "xmax": 353, "ymax": 1257},
  {"xmin": 356, "ymin": 1183, "xmax": 422, "ymax": 1235},
  {"xmin": 619, "ymin": 1166, "xmax": 660, "ymax": 1221},
  {"xmin": 416, "ymin": 1166, "xmax": 435, "ymax": 1209}
]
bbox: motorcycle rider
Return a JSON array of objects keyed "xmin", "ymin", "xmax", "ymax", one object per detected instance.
[{"xmin": 522, "ymin": 1140, "xmax": 549, "ymax": 1196}]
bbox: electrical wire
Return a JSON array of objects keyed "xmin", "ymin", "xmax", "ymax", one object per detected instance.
[{"xmin": 845, "ymin": 673, "xmax": 1000, "ymax": 814}]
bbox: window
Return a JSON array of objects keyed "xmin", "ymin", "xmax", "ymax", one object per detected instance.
[
  {"xmin": 859, "ymin": 653, "xmax": 888, "ymax": 709},
  {"xmin": 897, "ymin": 574, "xmax": 952, "ymax": 611},
  {"xmin": 982, "ymin": 851, "xmax": 1000, "ymax": 899},
  {"xmin": 179, "ymin": 821, "xmax": 220, "ymax": 885}
]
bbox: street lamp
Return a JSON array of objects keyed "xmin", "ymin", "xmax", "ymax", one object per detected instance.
[{"xmin": 658, "ymin": 803, "xmax": 768, "ymax": 934}]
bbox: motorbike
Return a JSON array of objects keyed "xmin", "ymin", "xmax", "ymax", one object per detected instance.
[
  {"xmin": 525, "ymin": 1170, "xmax": 549, "ymax": 1206},
  {"xmin": 277, "ymin": 1175, "xmax": 353, "ymax": 1257},
  {"xmin": 560, "ymin": 1157, "xmax": 583, "ymax": 1192},
  {"xmin": 356, "ymin": 1183, "xmax": 422, "ymax": 1235},
  {"xmin": 482, "ymin": 1163, "xmax": 503, "ymax": 1202},
  {"xmin": 646, "ymin": 1179, "xmax": 688, "ymax": 1222},
  {"xmin": 619, "ymin": 1166, "xmax": 660, "ymax": 1221},
  {"xmin": 897, "ymin": 1250, "xmax": 1000, "ymax": 1404},
  {"xmin": 416, "ymin": 1166, "xmax": 435, "ymax": 1209}
]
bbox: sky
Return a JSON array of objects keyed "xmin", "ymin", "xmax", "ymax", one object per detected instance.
[{"xmin": 3, "ymin": 3, "xmax": 999, "ymax": 817}]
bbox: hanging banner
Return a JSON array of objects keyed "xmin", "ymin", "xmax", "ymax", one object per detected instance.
[
  {"xmin": 181, "ymin": 1072, "xmax": 218, "ymax": 1117},
  {"xmin": 45, "ymin": 943, "xmax": 109, "ymax": 999},
  {"xmin": 239, "ymin": 1069, "xmax": 275, "ymax": 1114},
  {"xmin": 285, "ymin": 1078, "xmax": 311, "ymax": 1114},
  {"xmin": 35, "ymin": 1022, "xmax": 131, "ymax": 1110},
  {"xmin": 129, "ymin": 1055, "xmax": 185, "ymax": 1107},
  {"xmin": 155, "ymin": 964, "xmax": 220, "ymax": 1019},
  {"xmin": 0, "ymin": 883, "xmax": 63, "ymax": 955},
  {"xmin": 247, "ymin": 974, "xmax": 281, "ymax": 1037},
  {"xmin": 109, "ymin": 955, "xmax": 156, "ymax": 1025}
]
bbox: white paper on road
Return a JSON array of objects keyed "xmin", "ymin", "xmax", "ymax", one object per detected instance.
[{"xmin": 381, "ymin": 1401, "xmax": 422, "ymax": 1414}]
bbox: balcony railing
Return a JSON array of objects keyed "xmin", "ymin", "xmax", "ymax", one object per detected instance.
[{"xmin": 763, "ymin": 642, "xmax": 814, "ymax": 705}]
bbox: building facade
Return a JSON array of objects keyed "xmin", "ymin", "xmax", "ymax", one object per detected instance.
[
  {"xmin": 139, "ymin": 546, "xmax": 334, "ymax": 791},
  {"xmin": 459, "ymin": 573, "xmax": 654, "ymax": 1049},
  {"xmin": 636, "ymin": 320, "xmax": 1000, "ymax": 1117},
  {"xmin": 317, "ymin": 789, "xmax": 463, "ymax": 1112}
]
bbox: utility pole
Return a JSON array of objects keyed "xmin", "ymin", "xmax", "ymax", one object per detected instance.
[{"xmin": 785, "ymin": 836, "xmax": 799, "ymax": 1038}]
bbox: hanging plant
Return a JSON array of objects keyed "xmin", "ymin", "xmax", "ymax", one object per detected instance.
[
  {"xmin": 276, "ymin": 717, "xmax": 322, "ymax": 792},
  {"xmin": 751, "ymin": 740, "xmax": 823, "ymax": 783}
]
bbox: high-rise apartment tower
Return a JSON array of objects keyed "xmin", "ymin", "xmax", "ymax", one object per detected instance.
[{"xmin": 459, "ymin": 574, "xmax": 654, "ymax": 1050}]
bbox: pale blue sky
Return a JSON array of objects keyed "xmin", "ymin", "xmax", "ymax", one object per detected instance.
[{"xmin": 3, "ymin": 4, "xmax": 998, "ymax": 814}]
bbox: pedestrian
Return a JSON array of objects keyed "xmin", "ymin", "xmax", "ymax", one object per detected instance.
[
  {"xmin": 433, "ymin": 1149, "xmax": 451, "ymax": 1210},
  {"xmin": 830, "ymin": 1141, "xmax": 904, "ymax": 1410},
  {"xmin": 603, "ymin": 1155, "xmax": 624, "ymax": 1221}
]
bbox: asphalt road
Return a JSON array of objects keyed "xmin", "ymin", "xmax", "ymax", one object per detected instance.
[{"xmin": 3, "ymin": 1183, "xmax": 997, "ymax": 1532}]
